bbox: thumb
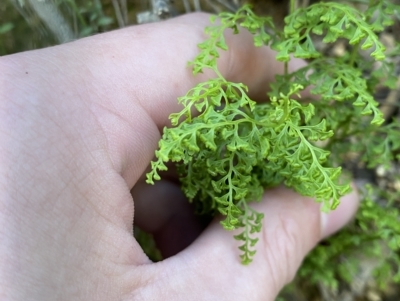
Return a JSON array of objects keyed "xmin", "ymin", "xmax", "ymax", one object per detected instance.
[{"xmin": 145, "ymin": 186, "xmax": 359, "ymax": 300}]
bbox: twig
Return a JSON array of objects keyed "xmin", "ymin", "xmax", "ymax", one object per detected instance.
[
  {"xmin": 193, "ymin": 0, "xmax": 201, "ymax": 12},
  {"xmin": 119, "ymin": 0, "xmax": 128, "ymax": 24},
  {"xmin": 112, "ymin": 0, "xmax": 125, "ymax": 28},
  {"xmin": 183, "ymin": 0, "xmax": 191, "ymax": 13},
  {"xmin": 27, "ymin": 0, "xmax": 74, "ymax": 43},
  {"xmin": 213, "ymin": 0, "xmax": 237, "ymax": 12}
]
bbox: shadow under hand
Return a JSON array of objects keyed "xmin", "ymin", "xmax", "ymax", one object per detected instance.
[{"xmin": 132, "ymin": 179, "xmax": 212, "ymax": 259}]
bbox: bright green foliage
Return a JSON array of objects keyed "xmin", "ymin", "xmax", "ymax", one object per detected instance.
[
  {"xmin": 147, "ymin": 0, "xmax": 400, "ymax": 276},
  {"xmin": 274, "ymin": 2, "xmax": 387, "ymax": 61},
  {"xmin": 189, "ymin": 5, "xmax": 274, "ymax": 75},
  {"xmin": 299, "ymin": 184, "xmax": 400, "ymax": 289},
  {"xmin": 360, "ymin": 120, "xmax": 400, "ymax": 168},
  {"xmin": 365, "ymin": 0, "xmax": 400, "ymax": 32},
  {"xmin": 147, "ymin": 79, "xmax": 351, "ymax": 263}
]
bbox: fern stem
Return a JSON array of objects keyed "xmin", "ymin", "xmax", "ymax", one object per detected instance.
[
  {"xmin": 349, "ymin": 0, "xmax": 374, "ymax": 66},
  {"xmin": 290, "ymin": 0, "xmax": 296, "ymax": 12},
  {"xmin": 284, "ymin": 0, "xmax": 297, "ymax": 76},
  {"xmin": 284, "ymin": 62, "xmax": 288, "ymax": 76},
  {"xmin": 349, "ymin": 43, "xmax": 360, "ymax": 67},
  {"xmin": 213, "ymin": 67, "xmax": 226, "ymax": 81}
]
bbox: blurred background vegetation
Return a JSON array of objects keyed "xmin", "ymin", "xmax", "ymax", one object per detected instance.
[
  {"xmin": 0, "ymin": 0, "xmax": 233, "ymax": 55},
  {"xmin": 1, "ymin": 0, "xmax": 115, "ymax": 55},
  {"xmin": 0, "ymin": 0, "xmax": 292, "ymax": 56}
]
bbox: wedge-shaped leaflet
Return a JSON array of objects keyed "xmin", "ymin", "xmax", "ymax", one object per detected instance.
[{"xmin": 199, "ymin": 128, "xmax": 217, "ymax": 151}]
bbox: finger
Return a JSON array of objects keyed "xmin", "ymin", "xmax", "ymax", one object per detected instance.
[
  {"xmin": 20, "ymin": 12, "xmax": 304, "ymax": 186},
  {"xmin": 139, "ymin": 187, "xmax": 358, "ymax": 300},
  {"xmin": 4, "ymin": 13, "xmax": 307, "ymax": 185}
]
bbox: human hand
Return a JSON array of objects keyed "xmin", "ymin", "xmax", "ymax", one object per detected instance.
[{"xmin": 0, "ymin": 13, "xmax": 358, "ymax": 300}]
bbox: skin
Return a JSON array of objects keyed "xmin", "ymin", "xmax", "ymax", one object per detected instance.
[{"xmin": 0, "ymin": 13, "xmax": 358, "ymax": 301}]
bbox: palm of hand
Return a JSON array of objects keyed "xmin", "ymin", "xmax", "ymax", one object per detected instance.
[{"xmin": 0, "ymin": 13, "xmax": 358, "ymax": 301}]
